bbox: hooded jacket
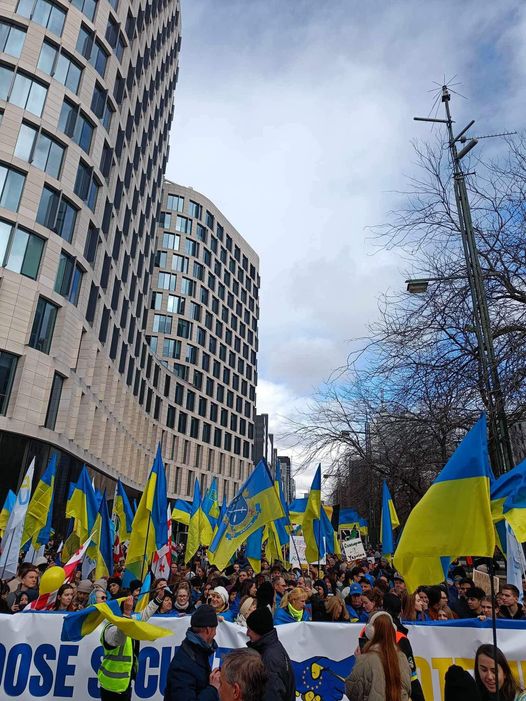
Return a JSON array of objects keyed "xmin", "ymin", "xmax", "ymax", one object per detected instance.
[{"xmin": 247, "ymin": 628, "xmax": 296, "ymax": 701}]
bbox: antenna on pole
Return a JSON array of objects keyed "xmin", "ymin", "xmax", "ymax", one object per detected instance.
[{"xmin": 413, "ymin": 84, "xmax": 514, "ymax": 476}]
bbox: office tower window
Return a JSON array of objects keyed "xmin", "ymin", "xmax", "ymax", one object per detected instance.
[
  {"xmin": 17, "ymin": 0, "xmax": 66, "ymax": 36},
  {"xmin": 37, "ymin": 186, "xmax": 77, "ymax": 242},
  {"xmin": 0, "ymin": 21, "xmax": 26, "ymax": 57},
  {"xmin": 0, "ymin": 220, "xmax": 44, "ymax": 279},
  {"xmin": 163, "ymin": 338, "xmax": 180, "ymax": 359},
  {"xmin": 153, "ymin": 314, "xmax": 172, "ymax": 334},
  {"xmin": 29, "ymin": 296, "xmax": 58, "ymax": 354},
  {"xmin": 162, "ymin": 232, "xmax": 180, "ymax": 250},
  {"xmin": 167, "ymin": 294, "xmax": 184, "ymax": 314},
  {"xmin": 74, "ymin": 161, "xmax": 99, "ymax": 211},
  {"xmin": 0, "ymin": 351, "xmax": 18, "ymax": 415},
  {"xmin": 38, "ymin": 41, "xmax": 82, "ymax": 94},
  {"xmin": 58, "ymin": 98, "xmax": 94, "ymax": 154},
  {"xmin": 15, "ymin": 123, "xmax": 65, "ymax": 178},
  {"xmin": 44, "ymin": 371, "xmax": 64, "ymax": 429},
  {"xmin": 158, "ymin": 272, "xmax": 176, "ymax": 290},
  {"xmin": 175, "ymin": 215, "xmax": 191, "ymax": 234},
  {"xmin": 71, "ymin": 0, "xmax": 97, "ymax": 21},
  {"xmin": 76, "ymin": 26, "xmax": 108, "ymax": 78},
  {"xmin": 188, "ymin": 200, "xmax": 202, "ymax": 219},
  {"xmin": 167, "ymin": 194, "xmax": 183, "ymax": 211},
  {"xmin": 54, "ymin": 250, "xmax": 83, "ymax": 305},
  {"xmin": 158, "ymin": 212, "xmax": 171, "ymax": 227},
  {"xmin": 0, "ymin": 164, "xmax": 25, "ymax": 212},
  {"xmin": 172, "ymin": 254, "xmax": 188, "ymax": 273}
]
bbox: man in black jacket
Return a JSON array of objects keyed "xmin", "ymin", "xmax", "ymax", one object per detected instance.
[
  {"xmin": 164, "ymin": 605, "xmax": 221, "ymax": 701},
  {"xmin": 246, "ymin": 607, "xmax": 296, "ymax": 701}
]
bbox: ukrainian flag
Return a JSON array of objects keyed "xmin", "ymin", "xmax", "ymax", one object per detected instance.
[
  {"xmin": 61, "ymin": 597, "xmax": 172, "ymax": 642},
  {"xmin": 381, "ymin": 482, "xmax": 399, "ymax": 559},
  {"xmin": 394, "ymin": 415, "xmax": 495, "ymax": 591},
  {"xmin": 92, "ymin": 492, "xmax": 114, "ymax": 579},
  {"xmin": 208, "ymin": 460, "xmax": 284, "ymax": 571},
  {"xmin": 200, "ymin": 477, "xmax": 219, "ymax": 547},
  {"xmin": 124, "ymin": 445, "xmax": 167, "ymax": 585},
  {"xmin": 246, "ymin": 526, "xmax": 264, "ymax": 573},
  {"xmin": 501, "ymin": 475, "xmax": 526, "ymax": 542},
  {"xmin": 134, "ymin": 572, "xmax": 152, "ymax": 613},
  {"xmin": 172, "ymin": 499, "xmax": 192, "ymax": 526},
  {"xmin": 273, "ymin": 461, "xmax": 291, "ymax": 547},
  {"xmin": 66, "ymin": 466, "xmax": 99, "ymax": 541},
  {"xmin": 113, "ymin": 479, "xmax": 134, "ymax": 543},
  {"xmin": 303, "ymin": 466, "xmax": 322, "ymax": 564},
  {"xmin": 289, "ymin": 497, "xmax": 308, "ymax": 525},
  {"xmin": 0, "ymin": 490, "xmax": 15, "ymax": 537},
  {"xmin": 338, "ymin": 508, "xmax": 361, "ymax": 531},
  {"xmin": 185, "ymin": 479, "xmax": 202, "ymax": 564},
  {"xmin": 21, "ymin": 454, "xmax": 57, "ymax": 549},
  {"xmin": 321, "ymin": 505, "xmax": 341, "ymax": 557}
]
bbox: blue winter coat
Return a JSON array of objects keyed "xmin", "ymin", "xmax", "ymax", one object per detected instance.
[
  {"xmin": 274, "ymin": 606, "xmax": 310, "ymax": 625},
  {"xmin": 163, "ymin": 630, "xmax": 219, "ymax": 701}
]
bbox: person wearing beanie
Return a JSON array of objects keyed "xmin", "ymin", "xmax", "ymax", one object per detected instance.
[
  {"xmin": 107, "ymin": 577, "xmax": 123, "ymax": 600},
  {"xmin": 235, "ymin": 596, "xmax": 257, "ymax": 627},
  {"xmin": 246, "ymin": 607, "xmax": 296, "ymax": 701},
  {"xmin": 445, "ymin": 664, "xmax": 481, "ymax": 701},
  {"xmin": 74, "ymin": 580, "xmax": 94, "ymax": 609},
  {"xmin": 209, "ymin": 586, "xmax": 234, "ymax": 622},
  {"xmin": 164, "ymin": 605, "xmax": 220, "ymax": 701},
  {"xmin": 256, "ymin": 581, "xmax": 276, "ymax": 611}
]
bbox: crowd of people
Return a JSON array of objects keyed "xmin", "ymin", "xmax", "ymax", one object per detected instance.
[{"xmin": 1, "ymin": 546, "xmax": 526, "ymax": 700}]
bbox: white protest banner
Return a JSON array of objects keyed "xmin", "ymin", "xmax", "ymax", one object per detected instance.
[
  {"xmin": 342, "ymin": 537, "xmax": 366, "ymax": 561},
  {"xmin": 289, "ymin": 535, "xmax": 326, "ymax": 567},
  {"xmin": 1, "ymin": 614, "xmax": 526, "ymax": 700}
]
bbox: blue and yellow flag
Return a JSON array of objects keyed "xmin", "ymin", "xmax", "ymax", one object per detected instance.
[
  {"xmin": 21, "ymin": 455, "xmax": 57, "ymax": 549},
  {"xmin": 61, "ymin": 597, "xmax": 172, "ymax": 642},
  {"xmin": 289, "ymin": 497, "xmax": 308, "ymax": 525},
  {"xmin": 394, "ymin": 415, "xmax": 495, "ymax": 591},
  {"xmin": 66, "ymin": 466, "xmax": 99, "ymax": 542},
  {"xmin": 303, "ymin": 466, "xmax": 322, "ymax": 564},
  {"xmin": 172, "ymin": 499, "xmax": 192, "ymax": 526},
  {"xmin": 246, "ymin": 527, "xmax": 264, "ymax": 573},
  {"xmin": 92, "ymin": 492, "xmax": 114, "ymax": 579},
  {"xmin": 185, "ymin": 479, "xmax": 202, "ymax": 564},
  {"xmin": 501, "ymin": 475, "xmax": 526, "ymax": 542},
  {"xmin": 200, "ymin": 477, "xmax": 219, "ymax": 547},
  {"xmin": 208, "ymin": 460, "xmax": 285, "ymax": 571},
  {"xmin": 0, "ymin": 490, "xmax": 16, "ymax": 537},
  {"xmin": 381, "ymin": 482, "xmax": 399, "ymax": 559},
  {"xmin": 134, "ymin": 572, "xmax": 152, "ymax": 613},
  {"xmin": 124, "ymin": 445, "xmax": 167, "ymax": 585},
  {"xmin": 339, "ymin": 508, "xmax": 361, "ymax": 531},
  {"xmin": 273, "ymin": 461, "xmax": 291, "ymax": 547},
  {"xmin": 113, "ymin": 479, "xmax": 134, "ymax": 543}
]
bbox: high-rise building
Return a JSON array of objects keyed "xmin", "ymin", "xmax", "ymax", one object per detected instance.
[
  {"xmin": 147, "ymin": 182, "xmax": 260, "ymax": 502},
  {"xmin": 277, "ymin": 455, "xmax": 295, "ymax": 503},
  {"xmin": 0, "ymin": 0, "xmax": 264, "ymax": 525}
]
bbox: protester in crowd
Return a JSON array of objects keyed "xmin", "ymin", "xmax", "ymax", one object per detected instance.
[
  {"xmin": 449, "ymin": 578, "xmax": 474, "ymax": 618},
  {"xmin": 246, "ymin": 606, "xmax": 295, "ymax": 701},
  {"xmin": 274, "ymin": 587, "xmax": 310, "ymax": 624},
  {"xmin": 498, "ymin": 584, "xmax": 525, "ymax": 620},
  {"xmin": 464, "ymin": 587, "xmax": 486, "ymax": 617},
  {"xmin": 7, "ymin": 563, "xmax": 39, "ymax": 594},
  {"xmin": 478, "ymin": 596, "xmax": 494, "ymax": 621},
  {"xmin": 219, "ymin": 649, "xmax": 267, "ymax": 701},
  {"xmin": 54, "ymin": 583, "xmax": 76, "ymax": 611},
  {"xmin": 310, "ymin": 579, "xmax": 329, "ymax": 621},
  {"xmin": 475, "ymin": 644, "xmax": 526, "ymax": 701},
  {"xmin": 159, "ymin": 593, "xmax": 174, "ymax": 614},
  {"xmin": 235, "ymin": 596, "xmax": 256, "ymax": 627},
  {"xmin": 392, "ymin": 574, "xmax": 407, "ymax": 598},
  {"xmin": 88, "ymin": 588, "xmax": 108, "ymax": 605},
  {"xmin": 163, "ymin": 604, "xmax": 220, "ymax": 701},
  {"xmin": 257, "ymin": 581, "xmax": 276, "ymax": 612},
  {"xmin": 272, "ymin": 575, "xmax": 287, "ymax": 608},
  {"xmin": 444, "ymin": 664, "xmax": 481, "ymax": 701},
  {"xmin": 173, "ymin": 586, "xmax": 196, "ymax": 616},
  {"xmin": 344, "ymin": 583, "xmax": 368, "ymax": 623},
  {"xmin": 7, "ymin": 590, "xmax": 30, "ymax": 613},
  {"xmin": 362, "ymin": 589, "xmax": 383, "ymax": 619},
  {"xmin": 210, "ymin": 586, "xmax": 234, "ymax": 622},
  {"xmin": 426, "ymin": 587, "xmax": 444, "ymax": 621},
  {"xmin": 382, "ymin": 593, "xmax": 426, "ymax": 701},
  {"xmin": 99, "ymin": 590, "xmax": 165, "ymax": 700},
  {"xmin": 400, "ymin": 592, "xmax": 430, "ymax": 622},
  {"xmin": 323, "ymin": 594, "xmax": 350, "ymax": 622},
  {"xmin": 345, "ymin": 611, "xmax": 411, "ymax": 701},
  {"xmin": 74, "ymin": 580, "xmax": 93, "ymax": 609},
  {"xmin": 107, "ymin": 577, "xmax": 122, "ymax": 600}
]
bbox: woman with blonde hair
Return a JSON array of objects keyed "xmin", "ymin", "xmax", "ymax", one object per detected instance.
[
  {"xmin": 324, "ymin": 594, "xmax": 350, "ymax": 622},
  {"xmin": 345, "ymin": 611, "xmax": 411, "ymax": 701},
  {"xmin": 274, "ymin": 587, "xmax": 311, "ymax": 625}
]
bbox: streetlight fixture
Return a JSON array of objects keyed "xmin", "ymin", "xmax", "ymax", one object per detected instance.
[{"xmin": 405, "ymin": 278, "xmax": 430, "ymax": 294}]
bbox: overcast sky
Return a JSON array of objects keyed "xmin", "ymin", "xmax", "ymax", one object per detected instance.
[{"xmin": 165, "ymin": 0, "xmax": 525, "ymax": 495}]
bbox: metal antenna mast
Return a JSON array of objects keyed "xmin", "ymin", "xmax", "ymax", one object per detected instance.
[{"xmin": 414, "ymin": 85, "xmax": 514, "ymax": 474}]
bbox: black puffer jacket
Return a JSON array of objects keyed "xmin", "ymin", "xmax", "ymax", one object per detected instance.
[
  {"xmin": 163, "ymin": 631, "xmax": 219, "ymax": 701},
  {"xmin": 248, "ymin": 628, "xmax": 296, "ymax": 701}
]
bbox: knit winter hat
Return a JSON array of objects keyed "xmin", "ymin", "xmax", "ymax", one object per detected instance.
[
  {"xmin": 247, "ymin": 606, "xmax": 274, "ymax": 636},
  {"xmin": 213, "ymin": 586, "xmax": 229, "ymax": 606},
  {"xmin": 239, "ymin": 597, "xmax": 256, "ymax": 620},
  {"xmin": 191, "ymin": 604, "xmax": 218, "ymax": 628}
]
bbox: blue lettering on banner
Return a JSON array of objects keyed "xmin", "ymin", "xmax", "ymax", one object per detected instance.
[
  {"xmin": 89, "ymin": 646, "xmax": 103, "ymax": 699},
  {"xmin": 5, "ymin": 643, "xmax": 32, "ymax": 696},
  {"xmin": 29, "ymin": 644, "xmax": 56, "ymax": 697},
  {"xmin": 135, "ymin": 648, "xmax": 160, "ymax": 698},
  {"xmin": 54, "ymin": 645, "xmax": 78, "ymax": 698}
]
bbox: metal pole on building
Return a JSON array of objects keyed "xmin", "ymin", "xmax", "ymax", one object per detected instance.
[{"xmin": 414, "ymin": 86, "xmax": 514, "ymax": 475}]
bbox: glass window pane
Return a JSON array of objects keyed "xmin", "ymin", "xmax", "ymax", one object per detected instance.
[
  {"xmin": 14, "ymin": 123, "xmax": 36, "ymax": 161},
  {"xmin": 53, "ymin": 54, "xmax": 69, "ymax": 84},
  {"xmin": 16, "ymin": 0, "xmax": 34, "ymax": 18},
  {"xmin": 26, "ymin": 81, "xmax": 46, "ymax": 116},
  {"xmin": 57, "ymin": 200, "xmax": 76, "ymax": 242},
  {"xmin": 46, "ymin": 141, "xmax": 64, "ymax": 178},
  {"xmin": 44, "ymin": 372, "xmax": 63, "ymax": 429},
  {"xmin": 47, "ymin": 5, "xmax": 65, "ymax": 36},
  {"xmin": 0, "ymin": 220, "xmax": 12, "ymax": 264},
  {"xmin": 37, "ymin": 186, "xmax": 57, "ymax": 228},
  {"xmin": 32, "ymin": 133, "xmax": 51, "ymax": 170},
  {"xmin": 0, "ymin": 351, "xmax": 18, "ymax": 415},
  {"xmin": 4, "ymin": 26, "xmax": 25, "ymax": 57},
  {"xmin": 38, "ymin": 41, "xmax": 56, "ymax": 74},
  {"xmin": 0, "ymin": 66, "xmax": 13, "ymax": 100},
  {"xmin": 29, "ymin": 297, "xmax": 57, "ymax": 354},
  {"xmin": 10, "ymin": 74, "xmax": 31, "ymax": 108},
  {"xmin": 66, "ymin": 62, "xmax": 81, "ymax": 93},
  {"xmin": 0, "ymin": 169, "xmax": 25, "ymax": 211},
  {"xmin": 20, "ymin": 232, "xmax": 44, "ymax": 279},
  {"xmin": 5, "ymin": 227, "xmax": 28, "ymax": 273},
  {"xmin": 32, "ymin": 1, "xmax": 51, "ymax": 27}
]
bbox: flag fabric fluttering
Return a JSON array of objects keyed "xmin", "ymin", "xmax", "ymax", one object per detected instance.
[
  {"xmin": 303, "ymin": 466, "xmax": 322, "ymax": 564},
  {"xmin": 381, "ymin": 482, "xmax": 399, "ymax": 559},
  {"xmin": 246, "ymin": 527, "xmax": 264, "ymax": 573},
  {"xmin": 21, "ymin": 454, "xmax": 57, "ymax": 549},
  {"xmin": 171, "ymin": 499, "xmax": 192, "ymax": 526},
  {"xmin": 112, "ymin": 479, "xmax": 134, "ymax": 544},
  {"xmin": 66, "ymin": 466, "xmax": 99, "ymax": 542},
  {"xmin": 200, "ymin": 477, "xmax": 219, "ymax": 547},
  {"xmin": 134, "ymin": 572, "xmax": 152, "ymax": 613},
  {"xmin": 394, "ymin": 415, "xmax": 495, "ymax": 591},
  {"xmin": 490, "ymin": 457, "xmax": 526, "ymax": 542},
  {"xmin": 0, "ymin": 490, "xmax": 16, "ymax": 537},
  {"xmin": 0, "ymin": 459, "xmax": 35, "ymax": 579},
  {"xmin": 151, "ymin": 506, "xmax": 172, "ymax": 579},
  {"xmin": 91, "ymin": 492, "xmax": 114, "ymax": 579},
  {"xmin": 123, "ymin": 445, "xmax": 167, "ymax": 586},
  {"xmin": 61, "ymin": 597, "xmax": 172, "ymax": 642},
  {"xmin": 208, "ymin": 460, "xmax": 285, "ymax": 571},
  {"xmin": 185, "ymin": 479, "xmax": 202, "ymax": 564}
]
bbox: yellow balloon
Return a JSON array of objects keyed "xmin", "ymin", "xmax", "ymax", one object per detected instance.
[{"xmin": 39, "ymin": 566, "xmax": 66, "ymax": 595}]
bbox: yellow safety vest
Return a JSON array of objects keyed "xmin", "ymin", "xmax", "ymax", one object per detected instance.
[{"xmin": 98, "ymin": 623, "xmax": 134, "ymax": 693}]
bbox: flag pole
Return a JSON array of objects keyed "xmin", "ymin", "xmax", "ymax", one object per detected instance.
[
  {"xmin": 489, "ymin": 557, "xmax": 500, "ymax": 701},
  {"xmin": 0, "ymin": 527, "xmax": 17, "ymax": 580},
  {"xmin": 139, "ymin": 515, "xmax": 152, "ymax": 583}
]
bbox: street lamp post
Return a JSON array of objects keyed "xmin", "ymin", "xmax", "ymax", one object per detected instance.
[{"xmin": 413, "ymin": 86, "xmax": 514, "ymax": 474}]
